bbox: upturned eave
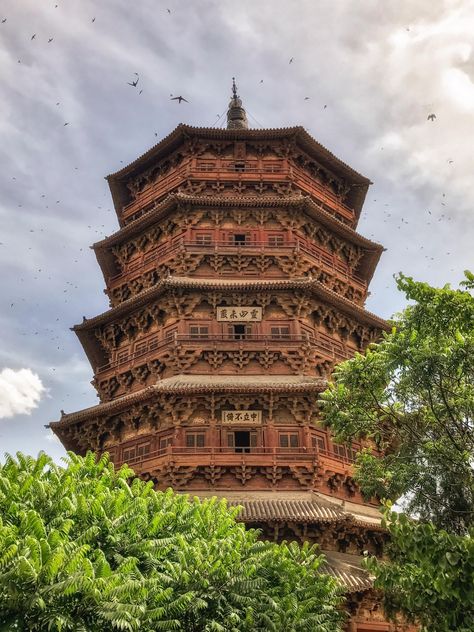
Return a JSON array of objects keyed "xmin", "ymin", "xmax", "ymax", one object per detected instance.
[
  {"xmin": 92, "ymin": 194, "xmax": 383, "ymax": 286},
  {"xmin": 105, "ymin": 125, "xmax": 371, "ymax": 218}
]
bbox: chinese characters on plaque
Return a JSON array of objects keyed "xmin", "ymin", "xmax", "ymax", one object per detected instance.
[
  {"xmin": 216, "ymin": 307, "xmax": 262, "ymax": 322},
  {"xmin": 221, "ymin": 410, "xmax": 262, "ymax": 425}
]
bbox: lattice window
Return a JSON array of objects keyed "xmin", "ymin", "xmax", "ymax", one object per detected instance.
[
  {"xmin": 116, "ymin": 349, "xmax": 129, "ymax": 363},
  {"xmin": 122, "ymin": 446, "xmax": 135, "ymax": 462},
  {"xmin": 270, "ymin": 326, "xmax": 290, "ymax": 339},
  {"xmin": 311, "ymin": 433, "xmax": 327, "ymax": 453},
  {"xmin": 185, "ymin": 432, "xmax": 205, "ymax": 448},
  {"xmin": 159, "ymin": 435, "xmax": 173, "ymax": 450},
  {"xmin": 165, "ymin": 328, "xmax": 178, "ymax": 341},
  {"xmin": 134, "ymin": 340, "xmax": 148, "ymax": 356},
  {"xmin": 148, "ymin": 335, "xmax": 159, "ymax": 351},
  {"xmin": 333, "ymin": 443, "xmax": 348, "ymax": 459},
  {"xmin": 136, "ymin": 442, "xmax": 150, "ymax": 458},
  {"xmin": 268, "ymin": 234, "xmax": 284, "ymax": 247},
  {"xmin": 196, "ymin": 234, "xmax": 212, "ymax": 245},
  {"xmin": 189, "ymin": 326, "xmax": 209, "ymax": 339},
  {"xmin": 279, "ymin": 432, "xmax": 299, "ymax": 448},
  {"xmin": 198, "ymin": 162, "xmax": 216, "ymax": 171}
]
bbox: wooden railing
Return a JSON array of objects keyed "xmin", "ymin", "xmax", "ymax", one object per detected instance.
[
  {"xmin": 96, "ymin": 332, "xmax": 352, "ymax": 375},
  {"xmin": 108, "ymin": 238, "xmax": 366, "ymax": 290},
  {"xmin": 113, "ymin": 445, "xmax": 356, "ymax": 470},
  {"xmin": 120, "ymin": 159, "xmax": 355, "ymax": 225}
]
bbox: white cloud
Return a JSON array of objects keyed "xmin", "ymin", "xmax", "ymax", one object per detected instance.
[{"xmin": 0, "ymin": 368, "xmax": 46, "ymax": 419}]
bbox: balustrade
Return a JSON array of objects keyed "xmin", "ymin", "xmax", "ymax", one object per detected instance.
[
  {"xmin": 121, "ymin": 158, "xmax": 355, "ymax": 224},
  {"xmin": 113, "ymin": 444, "xmax": 355, "ymax": 470},
  {"xmin": 96, "ymin": 331, "xmax": 351, "ymax": 375},
  {"xmin": 108, "ymin": 238, "xmax": 366, "ymax": 291}
]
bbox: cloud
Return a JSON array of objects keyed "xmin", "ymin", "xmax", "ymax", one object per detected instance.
[{"xmin": 0, "ymin": 368, "xmax": 46, "ymax": 419}]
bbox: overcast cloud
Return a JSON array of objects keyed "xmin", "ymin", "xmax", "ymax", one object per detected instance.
[{"xmin": 0, "ymin": 0, "xmax": 473, "ymax": 461}]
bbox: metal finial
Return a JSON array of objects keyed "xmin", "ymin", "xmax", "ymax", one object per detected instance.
[{"xmin": 227, "ymin": 77, "xmax": 248, "ymax": 130}]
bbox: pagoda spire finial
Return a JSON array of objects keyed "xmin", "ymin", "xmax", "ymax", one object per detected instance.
[{"xmin": 227, "ymin": 77, "xmax": 249, "ymax": 130}]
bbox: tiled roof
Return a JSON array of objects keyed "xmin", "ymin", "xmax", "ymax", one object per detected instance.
[
  {"xmin": 322, "ymin": 550, "xmax": 374, "ymax": 592},
  {"xmin": 50, "ymin": 374, "xmax": 326, "ymax": 427},
  {"xmin": 228, "ymin": 498, "xmax": 345, "ymax": 523},
  {"xmin": 74, "ymin": 276, "xmax": 388, "ymax": 331},
  {"xmin": 106, "ymin": 125, "xmax": 370, "ymax": 185},
  {"xmin": 93, "ymin": 193, "xmax": 382, "ymax": 252}
]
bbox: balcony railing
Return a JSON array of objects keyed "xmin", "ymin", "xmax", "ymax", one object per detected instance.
[
  {"xmin": 96, "ymin": 332, "xmax": 352, "ymax": 375},
  {"xmin": 113, "ymin": 445, "xmax": 356, "ymax": 471},
  {"xmin": 120, "ymin": 159, "xmax": 356, "ymax": 225},
  {"xmin": 108, "ymin": 238, "xmax": 366, "ymax": 291}
]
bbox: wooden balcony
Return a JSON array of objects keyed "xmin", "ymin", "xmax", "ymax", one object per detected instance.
[
  {"xmin": 95, "ymin": 332, "xmax": 352, "ymax": 378},
  {"xmin": 120, "ymin": 158, "xmax": 355, "ymax": 225},
  {"xmin": 112, "ymin": 445, "xmax": 355, "ymax": 473},
  {"xmin": 107, "ymin": 238, "xmax": 367, "ymax": 293}
]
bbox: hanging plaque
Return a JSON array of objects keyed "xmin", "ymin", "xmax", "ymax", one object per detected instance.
[
  {"xmin": 217, "ymin": 307, "xmax": 262, "ymax": 322},
  {"xmin": 221, "ymin": 410, "xmax": 262, "ymax": 425}
]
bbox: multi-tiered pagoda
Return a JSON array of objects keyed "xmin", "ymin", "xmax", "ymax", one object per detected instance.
[{"xmin": 51, "ymin": 82, "xmax": 412, "ymax": 631}]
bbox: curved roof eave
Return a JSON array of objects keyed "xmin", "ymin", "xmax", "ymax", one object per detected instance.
[
  {"xmin": 73, "ymin": 276, "xmax": 389, "ymax": 333},
  {"xmin": 105, "ymin": 125, "xmax": 371, "ymax": 216}
]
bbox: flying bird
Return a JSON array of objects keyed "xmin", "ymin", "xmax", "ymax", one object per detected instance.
[
  {"xmin": 48, "ymin": 38, "xmax": 53, "ymax": 42},
  {"xmin": 304, "ymin": 96, "xmax": 310, "ymax": 100},
  {"xmin": 427, "ymin": 113, "xmax": 436, "ymax": 121},
  {"xmin": 63, "ymin": 122, "xmax": 69, "ymax": 126},
  {"xmin": 171, "ymin": 95, "xmax": 189, "ymax": 103},
  {"xmin": 31, "ymin": 33, "xmax": 36, "ymax": 40},
  {"xmin": 127, "ymin": 75, "xmax": 139, "ymax": 87},
  {"xmin": 167, "ymin": 8, "xmax": 171, "ymax": 13},
  {"xmin": 91, "ymin": 17, "xmax": 96, "ymax": 22},
  {"xmin": 1, "ymin": 18, "xmax": 6, "ymax": 23}
]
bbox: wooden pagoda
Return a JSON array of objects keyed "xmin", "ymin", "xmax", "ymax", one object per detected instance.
[{"xmin": 51, "ymin": 81, "xmax": 413, "ymax": 631}]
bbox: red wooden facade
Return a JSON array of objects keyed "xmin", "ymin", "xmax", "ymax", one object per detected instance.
[{"xmin": 50, "ymin": 89, "xmax": 415, "ymax": 631}]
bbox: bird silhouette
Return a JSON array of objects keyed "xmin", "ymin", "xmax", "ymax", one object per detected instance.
[
  {"xmin": 92, "ymin": 17, "xmax": 96, "ymax": 22},
  {"xmin": 304, "ymin": 97, "xmax": 310, "ymax": 100},
  {"xmin": 48, "ymin": 38, "xmax": 53, "ymax": 42},
  {"xmin": 31, "ymin": 34, "xmax": 36, "ymax": 40},
  {"xmin": 289, "ymin": 57, "xmax": 294, "ymax": 64},
  {"xmin": 127, "ymin": 75, "xmax": 139, "ymax": 87},
  {"xmin": 167, "ymin": 8, "xmax": 171, "ymax": 13},
  {"xmin": 171, "ymin": 95, "xmax": 189, "ymax": 103},
  {"xmin": 1, "ymin": 18, "xmax": 6, "ymax": 23},
  {"xmin": 427, "ymin": 113, "xmax": 436, "ymax": 121}
]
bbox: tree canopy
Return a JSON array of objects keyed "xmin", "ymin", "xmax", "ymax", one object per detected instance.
[
  {"xmin": 0, "ymin": 451, "xmax": 344, "ymax": 632},
  {"xmin": 320, "ymin": 272, "xmax": 474, "ymax": 631}
]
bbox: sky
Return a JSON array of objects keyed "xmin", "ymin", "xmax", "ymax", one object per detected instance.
[{"xmin": 0, "ymin": 0, "xmax": 473, "ymax": 461}]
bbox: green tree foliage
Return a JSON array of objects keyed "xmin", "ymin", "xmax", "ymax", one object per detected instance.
[
  {"xmin": 320, "ymin": 273, "xmax": 474, "ymax": 630},
  {"xmin": 0, "ymin": 452, "xmax": 344, "ymax": 632}
]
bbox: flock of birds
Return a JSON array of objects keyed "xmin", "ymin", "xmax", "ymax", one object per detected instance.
[{"xmin": 0, "ymin": 8, "xmax": 461, "ymax": 415}]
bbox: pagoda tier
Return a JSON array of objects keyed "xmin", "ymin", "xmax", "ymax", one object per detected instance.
[{"xmin": 50, "ymin": 87, "xmax": 416, "ymax": 631}]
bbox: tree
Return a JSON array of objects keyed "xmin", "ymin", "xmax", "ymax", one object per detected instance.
[
  {"xmin": 0, "ymin": 452, "xmax": 344, "ymax": 632},
  {"xmin": 319, "ymin": 272, "xmax": 474, "ymax": 630}
]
